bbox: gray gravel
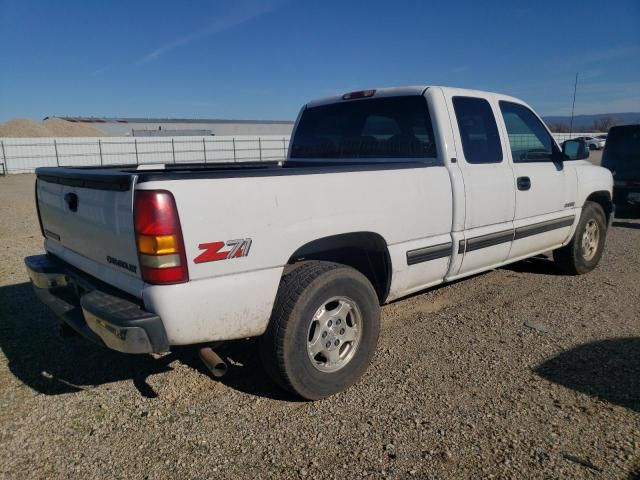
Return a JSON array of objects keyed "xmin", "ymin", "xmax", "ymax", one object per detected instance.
[{"xmin": 1, "ymin": 173, "xmax": 639, "ymax": 479}]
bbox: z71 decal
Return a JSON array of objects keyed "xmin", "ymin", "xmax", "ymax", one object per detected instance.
[{"xmin": 193, "ymin": 238, "xmax": 252, "ymax": 264}]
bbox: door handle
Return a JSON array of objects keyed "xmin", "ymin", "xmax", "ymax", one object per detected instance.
[
  {"xmin": 64, "ymin": 192, "xmax": 78, "ymax": 212},
  {"xmin": 517, "ymin": 176, "xmax": 531, "ymax": 191}
]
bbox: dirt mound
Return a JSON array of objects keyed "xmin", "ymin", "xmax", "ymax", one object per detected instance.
[
  {"xmin": 42, "ymin": 118, "xmax": 106, "ymax": 137},
  {"xmin": 0, "ymin": 117, "xmax": 108, "ymax": 137},
  {"xmin": 0, "ymin": 119, "xmax": 51, "ymax": 138}
]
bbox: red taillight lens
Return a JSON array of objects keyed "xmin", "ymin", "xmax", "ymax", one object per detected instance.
[
  {"xmin": 135, "ymin": 190, "xmax": 180, "ymax": 235},
  {"xmin": 134, "ymin": 190, "xmax": 189, "ymax": 284}
]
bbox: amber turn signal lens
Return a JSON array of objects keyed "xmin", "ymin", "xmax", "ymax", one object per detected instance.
[{"xmin": 136, "ymin": 234, "xmax": 178, "ymax": 255}]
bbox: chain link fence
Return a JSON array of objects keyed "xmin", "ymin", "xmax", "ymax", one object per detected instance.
[{"xmin": 0, "ymin": 135, "xmax": 291, "ymax": 174}]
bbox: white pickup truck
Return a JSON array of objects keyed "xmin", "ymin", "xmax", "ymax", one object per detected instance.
[{"xmin": 25, "ymin": 86, "xmax": 613, "ymax": 399}]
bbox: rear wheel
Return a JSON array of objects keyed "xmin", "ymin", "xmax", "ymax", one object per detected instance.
[
  {"xmin": 260, "ymin": 261, "xmax": 380, "ymax": 400},
  {"xmin": 553, "ymin": 201, "xmax": 607, "ymax": 274}
]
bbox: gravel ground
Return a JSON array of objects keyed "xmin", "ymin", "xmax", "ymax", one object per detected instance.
[{"xmin": 0, "ymin": 172, "xmax": 638, "ymax": 479}]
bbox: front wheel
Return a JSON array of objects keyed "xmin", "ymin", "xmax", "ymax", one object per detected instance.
[
  {"xmin": 553, "ymin": 201, "xmax": 607, "ymax": 274},
  {"xmin": 260, "ymin": 261, "xmax": 380, "ymax": 400}
]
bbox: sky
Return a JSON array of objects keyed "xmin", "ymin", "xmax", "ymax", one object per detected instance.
[{"xmin": 1, "ymin": 0, "xmax": 639, "ymax": 122}]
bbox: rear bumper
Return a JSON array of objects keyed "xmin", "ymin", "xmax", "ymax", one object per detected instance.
[{"xmin": 24, "ymin": 254, "xmax": 169, "ymax": 354}]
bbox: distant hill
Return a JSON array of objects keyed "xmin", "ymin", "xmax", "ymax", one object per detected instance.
[{"xmin": 542, "ymin": 112, "xmax": 640, "ymax": 132}]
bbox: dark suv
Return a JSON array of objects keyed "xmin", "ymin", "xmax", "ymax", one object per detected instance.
[{"xmin": 601, "ymin": 124, "xmax": 640, "ymax": 211}]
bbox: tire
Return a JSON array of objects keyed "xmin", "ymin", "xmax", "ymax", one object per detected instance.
[
  {"xmin": 589, "ymin": 143, "xmax": 596, "ymax": 150},
  {"xmin": 260, "ymin": 261, "xmax": 380, "ymax": 400},
  {"xmin": 553, "ymin": 201, "xmax": 607, "ymax": 275}
]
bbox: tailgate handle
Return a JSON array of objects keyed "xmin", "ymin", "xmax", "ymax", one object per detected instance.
[{"xmin": 64, "ymin": 192, "xmax": 78, "ymax": 212}]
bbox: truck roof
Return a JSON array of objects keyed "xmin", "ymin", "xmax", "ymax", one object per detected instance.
[{"xmin": 305, "ymin": 85, "xmax": 525, "ymax": 108}]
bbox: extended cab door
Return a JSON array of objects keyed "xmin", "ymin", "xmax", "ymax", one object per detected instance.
[
  {"xmin": 444, "ymin": 94, "xmax": 516, "ymax": 278},
  {"xmin": 496, "ymin": 101, "xmax": 577, "ymax": 260}
]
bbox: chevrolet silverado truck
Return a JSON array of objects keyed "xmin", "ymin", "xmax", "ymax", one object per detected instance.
[{"xmin": 25, "ymin": 86, "xmax": 613, "ymax": 399}]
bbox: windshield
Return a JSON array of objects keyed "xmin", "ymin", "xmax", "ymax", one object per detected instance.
[
  {"xmin": 290, "ymin": 96, "xmax": 437, "ymax": 160},
  {"xmin": 602, "ymin": 125, "xmax": 640, "ymax": 174}
]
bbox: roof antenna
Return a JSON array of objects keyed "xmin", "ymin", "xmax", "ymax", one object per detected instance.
[{"xmin": 569, "ymin": 72, "xmax": 579, "ymax": 137}]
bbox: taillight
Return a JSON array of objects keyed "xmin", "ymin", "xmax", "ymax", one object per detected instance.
[{"xmin": 134, "ymin": 190, "xmax": 189, "ymax": 284}]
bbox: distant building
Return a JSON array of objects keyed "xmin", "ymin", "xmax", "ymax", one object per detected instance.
[{"xmin": 43, "ymin": 116, "xmax": 295, "ymax": 137}]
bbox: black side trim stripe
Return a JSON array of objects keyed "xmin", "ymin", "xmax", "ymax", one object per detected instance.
[
  {"xmin": 514, "ymin": 215, "xmax": 575, "ymax": 240},
  {"xmin": 465, "ymin": 230, "xmax": 514, "ymax": 253},
  {"xmin": 406, "ymin": 242, "xmax": 452, "ymax": 265},
  {"xmin": 409, "ymin": 215, "xmax": 576, "ymax": 265}
]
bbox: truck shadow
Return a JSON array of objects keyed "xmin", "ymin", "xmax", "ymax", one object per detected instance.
[
  {"xmin": 0, "ymin": 282, "xmax": 174, "ymax": 397},
  {"xmin": 500, "ymin": 255, "xmax": 565, "ymax": 276},
  {"xmin": 175, "ymin": 340, "xmax": 298, "ymax": 402},
  {"xmin": 0, "ymin": 282, "xmax": 291, "ymax": 401},
  {"xmin": 535, "ymin": 338, "xmax": 640, "ymax": 413}
]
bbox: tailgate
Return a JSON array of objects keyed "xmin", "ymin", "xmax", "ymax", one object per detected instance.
[{"xmin": 36, "ymin": 168, "xmax": 141, "ymax": 283}]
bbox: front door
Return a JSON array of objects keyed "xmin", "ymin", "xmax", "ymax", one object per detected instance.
[{"xmin": 497, "ymin": 101, "xmax": 577, "ymax": 260}]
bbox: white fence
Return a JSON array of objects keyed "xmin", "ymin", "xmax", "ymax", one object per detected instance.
[
  {"xmin": 0, "ymin": 135, "xmax": 291, "ymax": 174},
  {"xmin": 0, "ymin": 132, "xmax": 601, "ymax": 175}
]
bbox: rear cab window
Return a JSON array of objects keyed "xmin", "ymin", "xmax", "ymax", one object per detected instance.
[{"xmin": 290, "ymin": 96, "xmax": 437, "ymax": 160}]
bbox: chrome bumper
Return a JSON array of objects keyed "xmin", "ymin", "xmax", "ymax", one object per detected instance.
[{"xmin": 24, "ymin": 254, "xmax": 169, "ymax": 354}]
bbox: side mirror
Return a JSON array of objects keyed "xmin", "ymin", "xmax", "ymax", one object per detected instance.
[{"xmin": 562, "ymin": 139, "xmax": 589, "ymax": 160}]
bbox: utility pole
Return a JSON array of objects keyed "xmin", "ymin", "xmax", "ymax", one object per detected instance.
[{"xmin": 569, "ymin": 72, "xmax": 579, "ymax": 137}]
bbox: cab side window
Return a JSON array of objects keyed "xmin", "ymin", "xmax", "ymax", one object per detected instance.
[
  {"xmin": 453, "ymin": 96, "xmax": 503, "ymax": 164},
  {"xmin": 499, "ymin": 101, "xmax": 554, "ymax": 162}
]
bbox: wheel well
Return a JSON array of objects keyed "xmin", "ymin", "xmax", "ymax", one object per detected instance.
[
  {"xmin": 585, "ymin": 191, "xmax": 613, "ymax": 224},
  {"xmin": 286, "ymin": 232, "xmax": 391, "ymax": 304}
]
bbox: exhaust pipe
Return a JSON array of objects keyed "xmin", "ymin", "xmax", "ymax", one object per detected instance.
[{"xmin": 198, "ymin": 346, "xmax": 228, "ymax": 378}]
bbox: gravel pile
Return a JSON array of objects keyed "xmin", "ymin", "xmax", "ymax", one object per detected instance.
[
  {"xmin": 0, "ymin": 118, "xmax": 107, "ymax": 137},
  {"xmin": 42, "ymin": 118, "xmax": 107, "ymax": 137},
  {"xmin": 0, "ymin": 173, "xmax": 638, "ymax": 479},
  {"xmin": 0, "ymin": 119, "xmax": 52, "ymax": 138}
]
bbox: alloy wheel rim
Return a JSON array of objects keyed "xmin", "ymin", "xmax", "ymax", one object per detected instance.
[
  {"xmin": 307, "ymin": 296, "xmax": 362, "ymax": 373},
  {"xmin": 581, "ymin": 219, "xmax": 600, "ymax": 261}
]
